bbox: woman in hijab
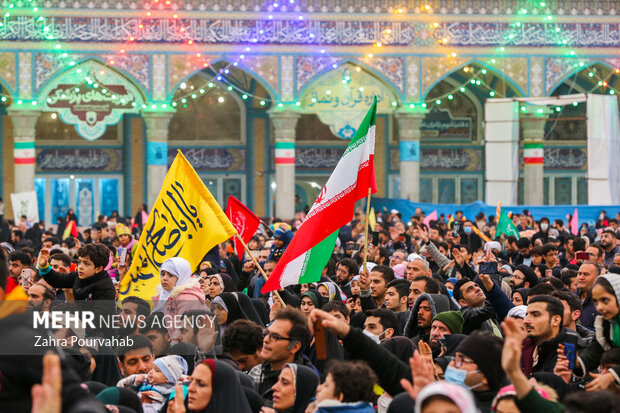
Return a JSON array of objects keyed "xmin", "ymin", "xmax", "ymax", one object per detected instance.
[
  {"xmin": 317, "ymin": 282, "xmax": 343, "ymax": 303},
  {"xmin": 211, "ymin": 292, "xmax": 247, "ymax": 335},
  {"xmin": 232, "ymin": 292, "xmax": 265, "ymax": 327},
  {"xmin": 512, "ymin": 288, "xmax": 529, "ymax": 306},
  {"xmin": 414, "ymin": 381, "xmax": 478, "ymax": 413},
  {"xmin": 166, "ymin": 359, "xmax": 252, "ymax": 413},
  {"xmin": 207, "ymin": 274, "xmax": 236, "ymax": 299},
  {"xmin": 300, "ymin": 290, "xmax": 323, "ymax": 317},
  {"xmin": 271, "ymin": 364, "xmax": 319, "ymax": 413},
  {"xmin": 153, "ymin": 257, "xmax": 206, "ymax": 343}
]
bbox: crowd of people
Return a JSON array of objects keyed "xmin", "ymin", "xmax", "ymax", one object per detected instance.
[{"xmin": 1, "ymin": 206, "xmax": 620, "ymax": 413}]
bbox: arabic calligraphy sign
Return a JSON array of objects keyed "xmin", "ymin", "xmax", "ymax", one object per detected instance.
[
  {"xmin": 300, "ymin": 63, "xmax": 398, "ymax": 139},
  {"xmin": 35, "ymin": 148, "xmax": 123, "ymax": 172},
  {"xmin": 39, "ymin": 60, "xmax": 145, "ymax": 141},
  {"xmin": 421, "ymin": 106, "xmax": 472, "ymax": 140}
]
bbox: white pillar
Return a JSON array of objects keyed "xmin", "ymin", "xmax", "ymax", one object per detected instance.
[
  {"xmin": 8, "ymin": 106, "xmax": 40, "ymax": 193},
  {"xmin": 395, "ymin": 108, "xmax": 427, "ymax": 201},
  {"xmin": 269, "ymin": 110, "xmax": 300, "ymax": 220},
  {"xmin": 143, "ymin": 110, "xmax": 175, "ymax": 209},
  {"xmin": 521, "ymin": 107, "xmax": 552, "ymax": 205},
  {"xmin": 484, "ymin": 100, "xmax": 519, "ymax": 205}
]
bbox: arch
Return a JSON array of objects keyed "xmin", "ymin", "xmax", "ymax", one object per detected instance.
[
  {"xmin": 167, "ymin": 57, "xmax": 277, "ymax": 102},
  {"xmin": 0, "ymin": 76, "xmax": 15, "ymax": 98},
  {"xmin": 297, "ymin": 62, "xmax": 399, "ymax": 139},
  {"xmin": 422, "ymin": 59, "xmax": 525, "ymax": 101},
  {"xmin": 168, "ymin": 69, "xmax": 247, "ymax": 144},
  {"xmin": 296, "ymin": 58, "xmax": 402, "ymax": 102},
  {"xmin": 36, "ymin": 57, "xmax": 148, "ymax": 103},
  {"xmin": 547, "ymin": 60, "xmax": 615, "ymax": 96}
]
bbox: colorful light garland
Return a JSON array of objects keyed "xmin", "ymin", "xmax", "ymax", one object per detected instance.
[{"xmin": 0, "ymin": 1, "xmax": 619, "ymax": 114}]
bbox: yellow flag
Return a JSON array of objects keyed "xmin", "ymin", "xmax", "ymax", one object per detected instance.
[
  {"xmin": 368, "ymin": 207, "xmax": 377, "ymax": 230},
  {"xmin": 119, "ymin": 151, "xmax": 237, "ymax": 302}
]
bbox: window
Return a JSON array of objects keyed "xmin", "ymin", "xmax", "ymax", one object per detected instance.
[
  {"xmin": 390, "ymin": 175, "xmax": 482, "ymax": 204},
  {"xmin": 199, "ymin": 175, "xmax": 245, "ymax": 206}
]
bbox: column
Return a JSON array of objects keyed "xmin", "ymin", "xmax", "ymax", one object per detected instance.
[
  {"xmin": 521, "ymin": 106, "xmax": 552, "ymax": 205},
  {"xmin": 484, "ymin": 100, "xmax": 519, "ymax": 205},
  {"xmin": 269, "ymin": 110, "xmax": 300, "ymax": 220},
  {"xmin": 143, "ymin": 110, "xmax": 175, "ymax": 209},
  {"xmin": 8, "ymin": 106, "xmax": 41, "ymax": 194},
  {"xmin": 395, "ymin": 107, "xmax": 427, "ymax": 201}
]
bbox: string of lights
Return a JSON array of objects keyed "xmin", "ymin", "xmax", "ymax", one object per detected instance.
[{"xmin": 0, "ymin": 0, "xmax": 619, "ymax": 114}]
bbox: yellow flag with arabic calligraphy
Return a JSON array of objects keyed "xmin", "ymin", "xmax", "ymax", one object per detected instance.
[{"xmin": 119, "ymin": 151, "xmax": 237, "ymax": 303}]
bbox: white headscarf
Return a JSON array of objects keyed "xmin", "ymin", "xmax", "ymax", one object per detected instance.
[{"xmin": 157, "ymin": 257, "xmax": 192, "ymax": 305}]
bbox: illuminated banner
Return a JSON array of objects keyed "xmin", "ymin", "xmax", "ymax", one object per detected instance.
[{"xmin": 39, "ymin": 60, "xmax": 145, "ymax": 141}]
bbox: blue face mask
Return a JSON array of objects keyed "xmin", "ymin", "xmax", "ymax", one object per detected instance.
[
  {"xmin": 444, "ymin": 366, "xmax": 483, "ymax": 390},
  {"xmin": 447, "ymin": 289, "xmax": 454, "ymax": 298},
  {"xmin": 463, "ymin": 227, "xmax": 472, "ymax": 234},
  {"xmin": 444, "ymin": 366, "xmax": 468, "ymax": 385}
]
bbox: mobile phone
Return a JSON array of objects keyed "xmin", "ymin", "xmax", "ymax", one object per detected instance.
[
  {"xmin": 452, "ymin": 221, "xmax": 462, "ymax": 237},
  {"xmin": 118, "ymin": 247, "xmax": 128, "ymax": 266},
  {"xmin": 479, "ymin": 261, "xmax": 498, "ymax": 274},
  {"xmin": 313, "ymin": 319, "xmax": 328, "ymax": 360},
  {"xmin": 564, "ymin": 331, "xmax": 578, "ymax": 370},
  {"xmin": 372, "ymin": 231, "xmax": 379, "ymax": 246},
  {"xmin": 576, "ymin": 252, "xmax": 589, "ymax": 260}
]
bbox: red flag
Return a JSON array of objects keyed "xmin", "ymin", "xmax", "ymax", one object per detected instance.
[{"xmin": 225, "ymin": 196, "xmax": 260, "ymax": 260}]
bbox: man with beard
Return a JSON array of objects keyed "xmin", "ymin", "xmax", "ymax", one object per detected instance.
[
  {"xmin": 429, "ymin": 310, "xmax": 464, "ymax": 355},
  {"xmin": 334, "ymin": 257, "xmax": 358, "ymax": 296},
  {"xmin": 508, "ymin": 264, "xmax": 538, "ymax": 290},
  {"xmin": 521, "ymin": 295, "xmax": 575, "ymax": 375},
  {"xmin": 403, "ymin": 293, "xmax": 450, "ymax": 343},
  {"xmin": 27, "ymin": 282, "xmax": 55, "ymax": 312},
  {"xmin": 118, "ymin": 296, "xmax": 151, "ymax": 336},
  {"xmin": 601, "ymin": 229, "xmax": 620, "ymax": 267},
  {"xmin": 514, "ymin": 237, "xmax": 533, "ymax": 266}
]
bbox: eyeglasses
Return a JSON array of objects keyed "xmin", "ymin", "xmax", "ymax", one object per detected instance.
[
  {"xmin": 447, "ymin": 354, "xmax": 476, "ymax": 368},
  {"xmin": 263, "ymin": 331, "xmax": 292, "ymax": 342}
]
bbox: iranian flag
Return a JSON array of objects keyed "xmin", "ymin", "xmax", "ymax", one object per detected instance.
[{"xmin": 262, "ymin": 98, "xmax": 377, "ymax": 293}]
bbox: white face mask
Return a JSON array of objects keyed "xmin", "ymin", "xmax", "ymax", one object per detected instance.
[
  {"xmin": 363, "ymin": 329, "xmax": 385, "ymax": 344},
  {"xmin": 541, "ymin": 223, "xmax": 549, "ymax": 231}
]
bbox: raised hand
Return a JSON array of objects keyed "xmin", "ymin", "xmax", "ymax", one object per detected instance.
[
  {"xmin": 31, "ymin": 353, "xmax": 62, "ymax": 413},
  {"xmin": 400, "ymin": 350, "xmax": 436, "ymax": 400},
  {"xmin": 309, "ymin": 309, "xmax": 351, "ymax": 339},
  {"xmin": 452, "ymin": 248, "xmax": 465, "ymax": 267},
  {"xmin": 168, "ymin": 384, "xmax": 186, "ymax": 413}
]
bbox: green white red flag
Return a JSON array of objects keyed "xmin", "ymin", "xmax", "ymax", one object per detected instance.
[{"xmin": 262, "ymin": 98, "xmax": 378, "ymax": 293}]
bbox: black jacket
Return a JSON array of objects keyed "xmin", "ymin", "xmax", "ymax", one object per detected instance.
[
  {"xmin": 341, "ymin": 326, "xmax": 410, "ymax": 396},
  {"xmin": 41, "ymin": 268, "xmax": 115, "ymax": 302},
  {"xmin": 0, "ymin": 311, "xmax": 107, "ymax": 412}
]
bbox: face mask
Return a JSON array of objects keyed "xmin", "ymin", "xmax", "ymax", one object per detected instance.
[
  {"xmin": 600, "ymin": 213, "xmax": 605, "ymax": 220},
  {"xmin": 541, "ymin": 223, "xmax": 549, "ymax": 231},
  {"xmin": 447, "ymin": 289, "xmax": 454, "ymax": 298},
  {"xmin": 444, "ymin": 366, "xmax": 483, "ymax": 390},
  {"xmin": 463, "ymin": 227, "xmax": 472, "ymax": 234},
  {"xmin": 363, "ymin": 329, "xmax": 382, "ymax": 344}
]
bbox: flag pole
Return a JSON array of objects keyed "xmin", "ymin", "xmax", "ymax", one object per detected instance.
[
  {"xmin": 362, "ymin": 188, "xmax": 372, "ymax": 272},
  {"xmin": 235, "ymin": 233, "xmax": 286, "ymax": 308}
]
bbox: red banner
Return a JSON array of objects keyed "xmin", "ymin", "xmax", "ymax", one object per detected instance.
[{"xmin": 225, "ymin": 196, "xmax": 260, "ymax": 260}]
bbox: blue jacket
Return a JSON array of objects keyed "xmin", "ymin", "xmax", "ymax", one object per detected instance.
[
  {"xmin": 577, "ymin": 289, "xmax": 598, "ymax": 331},
  {"xmin": 317, "ymin": 401, "xmax": 375, "ymax": 413}
]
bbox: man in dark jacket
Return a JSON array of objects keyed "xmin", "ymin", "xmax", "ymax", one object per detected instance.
[
  {"xmin": 521, "ymin": 295, "xmax": 578, "ymax": 376},
  {"xmin": 459, "ymin": 220, "xmax": 482, "ymax": 254},
  {"xmin": 248, "ymin": 307, "xmax": 312, "ymax": 403},
  {"xmin": 453, "ymin": 278, "xmax": 503, "ymax": 336},
  {"xmin": 403, "ymin": 293, "xmax": 450, "ymax": 342}
]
